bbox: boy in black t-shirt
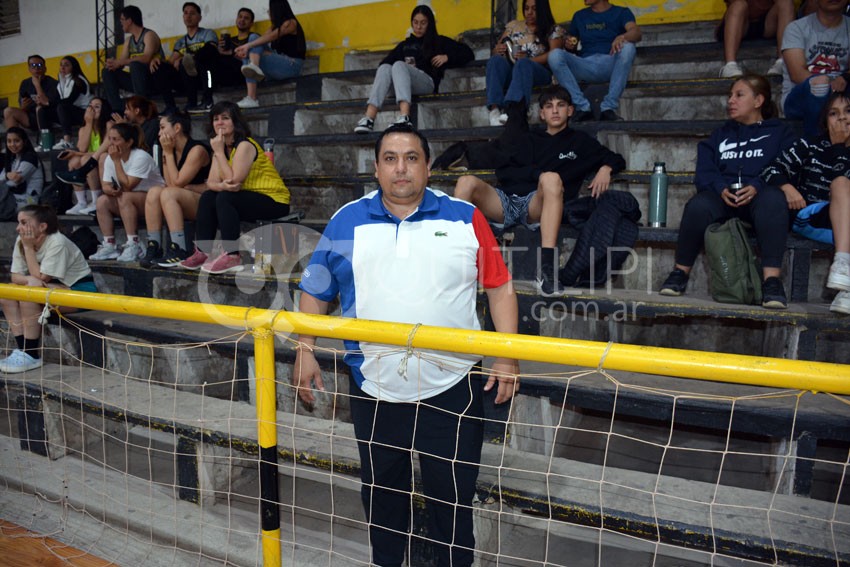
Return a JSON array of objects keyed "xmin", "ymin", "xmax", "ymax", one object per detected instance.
[{"xmin": 3, "ymin": 55, "xmax": 59, "ymax": 139}]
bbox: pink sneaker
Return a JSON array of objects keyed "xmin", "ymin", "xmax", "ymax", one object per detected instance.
[
  {"xmin": 201, "ymin": 252, "xmax": 244, "ymax": 274},
  {"xmin": 179, "ymin": 247, "xmax": 208, "ymax": 270}
]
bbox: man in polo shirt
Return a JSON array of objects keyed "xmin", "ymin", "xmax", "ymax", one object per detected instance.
[{"xmin": 294, "ymin": 123, "xmax": 520, "ymax": 567}]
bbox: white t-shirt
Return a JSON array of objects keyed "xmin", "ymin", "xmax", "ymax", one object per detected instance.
[
  {"xmin": 102, "ymin": 148, "xmax": 164, "ymax": 192},
  {"xmin": 11, "ymin": 232, "xmax": 91, "ymax": 288},
  {"xmin": 781, "ymin": 13, "xmax": 850, "ymax": 104}
]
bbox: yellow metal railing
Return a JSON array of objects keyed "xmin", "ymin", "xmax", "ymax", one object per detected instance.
[{"xmin": 2, "ymin": 283, "xmax": 849, "ymax": 566}]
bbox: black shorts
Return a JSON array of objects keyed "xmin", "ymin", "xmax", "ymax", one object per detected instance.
[{"xmin": 716, "ymin": 15, "xmax": 768, "ymax": 42}]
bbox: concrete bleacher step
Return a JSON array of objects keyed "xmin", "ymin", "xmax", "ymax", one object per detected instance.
[
  {"xmin": 2, "ymin": 363, "xmax": 848, "ymax": 566},
  {"xmin": 273, "ymin": 121, "xmax": 719, "ymax": 176}
]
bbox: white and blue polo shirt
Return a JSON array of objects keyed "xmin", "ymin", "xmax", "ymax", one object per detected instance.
[{"xmin": 300, "ymin": 188, "xmax": 511, "ymax": 402}]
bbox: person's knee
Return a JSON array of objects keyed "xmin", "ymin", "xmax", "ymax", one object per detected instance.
[
  {"xmin": 809, "ymin": 75, "xmax": 830, "ymax": 97},
  {"xmin": 453, "ymin": 176, "xmax": 478, "ymax": 201},
  {"xmin": 538, "ymin": 172, "xmax": 564, "ymax": 199},
  {"xmin": 547, "ymin": 48, "xmax": 567, "ymax": 69},
  {"xmin": 832, "ymin": 176, "xmax": 850, "ymax": 196},
  {"xmin": 617, "ymin": 41, "xmax": 637, "ymax": 62},
  {"xmin": 725, "ymin": 0, "xmax": 748, "ymax": 18}
]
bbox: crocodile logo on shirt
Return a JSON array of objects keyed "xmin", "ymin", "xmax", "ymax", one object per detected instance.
[{"xmin": 435, "ymin": 231, "xmax": 448, "ymax": 237}]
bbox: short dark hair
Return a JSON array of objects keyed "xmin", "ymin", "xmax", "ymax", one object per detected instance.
[
  {"xmin": 238, "ymin": 7, "xmax": 255, "ymax": 22},
  {"xmin": 27, "ymin": 54, "xmax": 45, "ymax": 64},
  {"xmin": 182, "ymin": 2, "xmax": 201, "ymax": 14},
  {"xmin": 538, "ymin": 85, "xmax": 572, "ymax": 107},
  {"xmin": 120, "ymin": 5, "xmax": 143, "ymax": 26},
  {"xmin": 374, "ymin": 123, "xmax": 431, "ymax": 163},
  {"xmin": 19, "ymin": 205, "xmax": 59, "ymax": 234}
]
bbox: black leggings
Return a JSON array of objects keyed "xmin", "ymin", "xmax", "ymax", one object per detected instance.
[
  {"xmin": 56, "ymin": 100, "xmax": 84, "ymax": 136},
  {"xmin": 195, "ymin": 189, "xmax": 290, "ymax": 253},
  {"xmin": 675, "ymin": 187, "xmax": 789, "ymax": 269}
]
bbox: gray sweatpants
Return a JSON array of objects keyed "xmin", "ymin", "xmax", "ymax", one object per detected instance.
[{"xmin": 366, "ymin": 61, "xmax": 434, "ymax": 109}]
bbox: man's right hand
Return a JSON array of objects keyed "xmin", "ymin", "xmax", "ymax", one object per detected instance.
[{"xmin": 293, "ymin": 346, "xmax": 325, "ymax": 406}]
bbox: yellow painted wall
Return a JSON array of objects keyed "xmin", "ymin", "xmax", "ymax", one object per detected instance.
[{"xmin": 0, "ymin": 0, "xmax": 726, "ymax": 109}]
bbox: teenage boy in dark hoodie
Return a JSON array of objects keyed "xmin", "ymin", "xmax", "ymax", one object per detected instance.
[{"xmin": 454, "ymin": 85, "xmax": 626, "ymax": 294}]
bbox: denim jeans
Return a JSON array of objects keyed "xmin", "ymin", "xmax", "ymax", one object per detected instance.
[
  {"xmin": 243, "ymin": 49, "xmax": 303, "ymax": 84},
  {"xmin": 548, "ymin": 42, "xmax": 637, "ymax": 112},
  {"xmin": 366, "ymin": 61, "xmax": 434, "ymax": 109},
  {"xmin": 486, "ymin": 55, "xmax": 552, "ymax": 109},
  {"xmin": 783, "ymin": 75, "xmax": 830, "ymax": 138}
]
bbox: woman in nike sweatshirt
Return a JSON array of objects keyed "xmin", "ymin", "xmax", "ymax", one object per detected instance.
[{"xmin": 659, "ymin": 74, "xmax": 796, "ymax": 308}]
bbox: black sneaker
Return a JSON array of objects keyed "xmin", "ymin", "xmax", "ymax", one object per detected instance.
[
  {"xmin": 659, "ymin": 268, "xmax": 689, "ymax": 296},
  {"xmin": 354, "ymin": 116, "xmax": 374, "ymax": 134},
  {"xmin": 139, "ymin": 240, "xmax": 162, "ymax": 269},
  {"xmin": 186, "ymin": 101, "xmax": 213, "ymax": 115},
  {"xmin": 535, "ymin": 270, "xmax": 563, "ymax": 296},
  {"xmin": 761, "ymin": 277, "xmax": 787, "ymax": 309},
  {"xmin": 599, "ymin": 109, "xmax": 622, "ymax": 121},
  {"xmin": 572, "ymin": 109, "xmax": 594, "ymax": 122},
  {"xmin": 55, "ymin": 168, "xmax": 89, "ymax": 186},
  {"xmin": 157, "ymin": 242, "xmax": 190, "ymax": 268}
]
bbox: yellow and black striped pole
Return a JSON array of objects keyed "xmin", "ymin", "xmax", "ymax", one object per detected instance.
[{"xmin": 253, "ymin": 326, "xmax": 280, "ymax": 566}]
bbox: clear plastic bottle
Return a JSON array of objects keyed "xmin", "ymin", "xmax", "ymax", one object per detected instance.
[
  {"xmin": 649, "ymin": 162, "xmax": 668, "ymax": 228},
  {"xmin": 263, "ymin": 138, "xmax": 275, "ymax": 165}
]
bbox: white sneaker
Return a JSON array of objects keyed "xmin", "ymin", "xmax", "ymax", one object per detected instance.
[
  {"xmin": 488, "ymin": 108, "xmax": 502, "ymax": 127},
  {"xmin": 52, "ymin": 139, "xmax": 75, "ymax": 151},
  {"xmin": 0, "ymin": 349, "xmax": 43, "ymax": 374},
  {"xmin": 830, "ymin": 291, "xmax": 850, "ymax": 314},
  {"xmin": 80, "ymin": 202, "xmax": 98, "ymax": 215},
  {"xmin": 766, "ymin": 58, "xmax": 784, "ymax": 76},
  {"xmin": 237, "ymin": 96, "xmax": 259, "ymax": 109},
  {"xmin": 117, "ymin": 241, "xmax": 145, "ymax": 262},
  {"xmin": 353, "ymin": 116, "xmax": 374, "ymax": 134},
  {"xmin": 90, "ymin": 242, "xmax": 120, "ymax": 260},
  {"xmin": 241, "ymin": 62, "xmax": 265, "ymax": 81},
  {"xmin": 827, "ymin": 257, "xmax": 850, "ymax": 291},
  {"xmin": 393, "ymin": 115, "xmax": 411, "ymax": 126},
  {"xmin": 498, "ymin": 112, "xmax": 508, "ymax": 125},
  {"xmin": 719, "ymin": 61, "xmax": 743, "ymax": 79},
  {"xmin": 65, "ymin": 201, "xmax": 89, "ymax": 215}
]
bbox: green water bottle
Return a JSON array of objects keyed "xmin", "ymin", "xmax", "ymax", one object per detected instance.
[{"xmin": 649, "ymin": 162, "xmax": 668, "ymax": 228}]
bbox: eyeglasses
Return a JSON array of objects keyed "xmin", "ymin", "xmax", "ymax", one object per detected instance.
[{"xmin": 29, "ymin": 62, "xmax": 44, "ymax": 69}]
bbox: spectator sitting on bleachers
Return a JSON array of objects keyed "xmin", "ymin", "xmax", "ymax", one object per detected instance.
[
  {"xmin": 52, "ymin": 56, "xmax": 94, "ymax": 151},
  {"xmin": 0, "ymin": 205, "xmax": 96, "ymax": 374},
  {"xmin": 485, "ymin": 0, "xmax": 565, "ymax": 127},
  {"xmin": 1, "ymin": 127, "xmax": 45, "ymax": 211},
  {"xmin": 113, "ymin": 95, "xmax": 160, "ymax": 156},
  {"xmin": 179, "ymin": 101, "xmax": 290, "ymax": 274},
  {"xmin": 454, "ymin": 85, "xmax": 626, "ymax": 295},
  {"xmin": 57, "ymin": 97, "xmax": 114, "ymax": 215},
  {"xmin": 716, "ymin": 0, "xmax": 794, "ymax": 79},
  {"xmin": 234, "ymin": 0, "xmax": 306, "ymax": 109},
  {"xmin": 547, "ymin": 0, "xmax": 641, "ymax": 122},
  {"xmin": 352, "ymin": 5, "xmax": 474, "ymax": 133},
  {"xmin": 781, "ymin": 0, "xmax": 850, "ymax": 137},
  {"xmin": 3, "ymin": 55, "xmax": 59, "ymax": 144},
  {"xmin": 659, "ymin": 74, "xmax": 796, "ymax": 309},
  {"xmin": 161, "ymin": 2, "xmax": 219, "ymax": 115},
  {"xmin": 763, "ymin": 91, "xmax": 850, "ymax": 314},
  {"xmin": 101, "ymin": 5, "xmax": 169, "ymax": 115},
  {"xmin": 140, "ymin": 111, "xmax": 211, "ymax": 269},
  {"xmin": 215, "ymin": 8, "xmax": 261, "ymax": 89},
  {"xmin": 89, "ymin": 123, "xmax": 165, "ymax": 263}
]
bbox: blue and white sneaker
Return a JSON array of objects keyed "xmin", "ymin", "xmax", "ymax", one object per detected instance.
[{"xmin": 0, "ymin": 349, "xmax": 43, "ymax": 373}]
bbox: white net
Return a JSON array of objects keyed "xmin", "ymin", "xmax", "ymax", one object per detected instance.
[{"xmin": 0, "ymin": 311, "xmax": 848, "ymax": 567}]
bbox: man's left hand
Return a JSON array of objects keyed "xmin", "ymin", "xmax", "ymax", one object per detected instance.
[
  {"xmin": 484, "ymin": 357, "xmax": 520, "ymax": 404},
  {"xmin": 610, "ymin": 36, "xmax": 627, "ymax": 55},
  {"xmin": 589, "ymin": 167, "xmax": 612, "ymax": 198}
]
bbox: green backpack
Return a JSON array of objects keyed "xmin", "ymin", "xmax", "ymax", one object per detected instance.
[{"xmin": 704, "ymin": 218, "xmax": 763, "ymax": 305}]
